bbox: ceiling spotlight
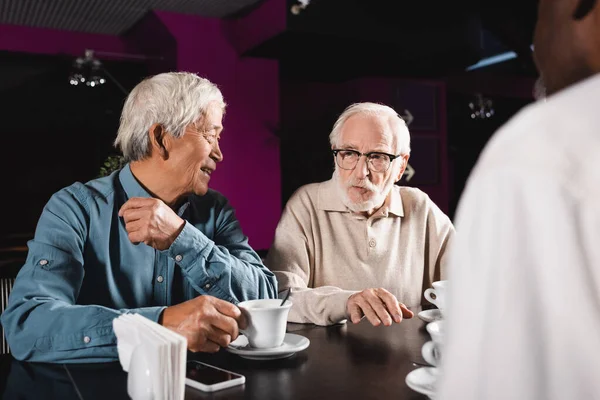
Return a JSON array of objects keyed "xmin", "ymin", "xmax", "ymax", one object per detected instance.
[
  {"xmin": 291, "ymin": 0, "xmax": 311, "ymax": 15},
  {"xmin": 468, "ymin": 93, "xmax": 495, "ymax": 119},
  {"xmin": 69, "ymin": 49, "xmax": 106, "ymax": 88}
]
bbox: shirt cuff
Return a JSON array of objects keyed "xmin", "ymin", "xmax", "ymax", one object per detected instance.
[
  {"xmin": 166, "ymin": 221, "xmax": 213, "ymax": 271},
  {"xmin": 128, "ymin": 306, "xmax": 167, "ymax": 324},
  {"xmin": 329, "ymin": 291, "xmax": 358, "ymax": 324}
]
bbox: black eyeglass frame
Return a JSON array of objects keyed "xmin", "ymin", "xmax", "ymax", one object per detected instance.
[{"xmin": 331, "ymin": 149, "xmax": 401, "ymax": 172}]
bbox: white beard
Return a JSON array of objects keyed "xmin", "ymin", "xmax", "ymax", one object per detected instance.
[{"xmin": 333, "ymin": 169, "xmax": 395, "ymax": 213}]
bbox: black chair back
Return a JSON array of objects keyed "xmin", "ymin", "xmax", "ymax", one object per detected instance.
[{"xmin": 0, "ymin": 257, "xmax": 26, "ymax": 355}]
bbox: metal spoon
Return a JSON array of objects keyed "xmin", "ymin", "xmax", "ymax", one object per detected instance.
[{"xmin": 280, "ymin": 288, "xmax": 292, "ymax": 306}]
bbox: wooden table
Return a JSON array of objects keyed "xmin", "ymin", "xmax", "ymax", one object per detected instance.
[{"xmin": 2, "ymin": 308, "xmax": 432, "ymax": 400}]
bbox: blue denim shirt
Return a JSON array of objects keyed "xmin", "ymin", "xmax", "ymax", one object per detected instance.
[{"xmin": 1, "ymin": 165, "xmax": 277, "ymax": 363}]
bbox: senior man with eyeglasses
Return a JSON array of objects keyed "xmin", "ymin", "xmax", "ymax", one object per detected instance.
[
  {"xmin": 266, "ymin": 102, "xmax": 454, "ymax": 326},
  {"xmin": 1, "ymin": 72, "xmax": 277, "ymax": 363}
]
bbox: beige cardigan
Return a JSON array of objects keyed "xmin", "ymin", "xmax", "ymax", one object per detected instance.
[{"xmin": 265, "ymin": 178, "xmax": 455, "ymax": 325}]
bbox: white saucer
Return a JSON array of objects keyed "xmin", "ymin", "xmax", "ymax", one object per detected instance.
[
  {"xmin": 405, "ymin": 367, "xmax": 438, "ymax": 399},
  {"xmin": 418, "ymin": 309, "xmax": 442, "ymax": 323},
  {"xmin": 225, "ymin": 333, "xmax": 310, "ymax": 360}
]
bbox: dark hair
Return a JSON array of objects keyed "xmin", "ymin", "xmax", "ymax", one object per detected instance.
[{"xmin": 573, "ymin": 0, "xmax": 597, "ymax": 19}]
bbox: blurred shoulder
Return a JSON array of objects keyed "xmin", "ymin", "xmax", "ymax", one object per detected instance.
[{"xmin": 473, "ymin": 74, "xmax": 600, "ymax": 189}]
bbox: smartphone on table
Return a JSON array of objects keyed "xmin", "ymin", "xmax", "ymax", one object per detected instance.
[{"xmin": 185, "ymin": 361, "xmax": 245, "ymax": 392}]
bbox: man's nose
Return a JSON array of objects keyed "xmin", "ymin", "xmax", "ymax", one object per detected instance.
[
  {"xmin": 352, "ymin": 155, "xmax": 369, "ymax": 179},
  {"xmin": 211, "ymin": 141, "xmax": 223, "ymax": 163}
]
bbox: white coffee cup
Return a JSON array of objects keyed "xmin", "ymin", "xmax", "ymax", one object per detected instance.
[
  {"xmin": 237, "ymin": 299, "xmax": 292, "ymax": 349},
  {"xmin": 422, "ymin": 320, "xmax": 445, "ymax": 368},
  {"xmin": 424, "ymin": 280, "xmax": 447, "ymax": 314},
  {"xmin": 127, "ymin": 344, "xmax": 155, "ymax": 400},
  {"xmin": 421, "ymin": 341, "xmax": 441, "ymax": 368}
]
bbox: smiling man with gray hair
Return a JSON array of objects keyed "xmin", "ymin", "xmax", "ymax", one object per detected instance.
[
  {"xmin": 266, "ymin": 102, "xmax": 454, "ymax": 326},
  {"xmin": 2, "ymin": 72, "xmax": 277, "ymax": 363}
]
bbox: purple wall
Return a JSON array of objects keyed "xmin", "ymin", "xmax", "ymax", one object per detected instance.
[
  {"xmin": 222, "ymin": 0, "xmax": 286, "ymax": 55},
  {"xmin": 155, "ymin": 11, "xmax": 281, "ymax": 250},
  {"xmin": 123, "ymin": 12, "xmax": 177, "ymax": 74},
  {"xmin": 0, "ymin": 24, "xmax": 126, "ymax": 58},
  {"xmin": 0, "ymin": 18, "xmax": 281, "ymax": 250}
]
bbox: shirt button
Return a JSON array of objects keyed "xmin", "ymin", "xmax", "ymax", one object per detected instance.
[
  {"xmin": 175, "ymin": 255, "xmax": 183, "ymax": 262},
  {"xmin": 369, "ymin": 239, "xmax": 376, "ymax": 248},
  {"xmin": 83, "ymin": 336, "xmax": 91, "ymax": 344},
  {"xmin": 39, "ymin": 259, "xmax": 48, "ymax": 266},
  {"xmin": 204, "ymin": 283, "xmax": 211, "ymax": 290},
  {"xmin": 156, "ymin": 276, "xmax": 164, "ymax": 283}
]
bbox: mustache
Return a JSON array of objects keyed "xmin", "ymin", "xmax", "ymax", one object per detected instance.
[{"xmin": 346, "ymin": 178, "xmax": 378, "ymax": 192}]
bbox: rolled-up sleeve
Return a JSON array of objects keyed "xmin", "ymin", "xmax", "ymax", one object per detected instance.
[{"xmin": 0, "ymin": 187, "xmax": 165, "ymax": 363}]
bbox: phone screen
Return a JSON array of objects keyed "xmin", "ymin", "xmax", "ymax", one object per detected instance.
[{"xmin": 186, "ymin": 361, "xmax": 241, "ymax": 385}]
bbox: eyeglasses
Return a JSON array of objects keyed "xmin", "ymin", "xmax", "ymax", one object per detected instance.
[{"xmin": 332, "ymin": 149, "xmax": 400, "ymax": 173}]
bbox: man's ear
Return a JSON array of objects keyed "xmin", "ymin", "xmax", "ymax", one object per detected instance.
[
  {"xmin": 148, "ymin": 123, "xmax": 171, "ymax": 160},
  {"xmin": 394, "ymin": 155, "xmax": 410, "ymax": 182}
]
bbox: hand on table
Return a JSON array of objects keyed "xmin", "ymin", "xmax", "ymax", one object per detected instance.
[
  {"xmin": 346, "ymin": 288, "xmax": 414, "ymax": 326},
  {"xmin": 160, "ymin": 295, "xmax": 247, "ymax": 353},
  {"xmin": 119, "ymin": 197, "xmax": 185, "ymax": 251}
]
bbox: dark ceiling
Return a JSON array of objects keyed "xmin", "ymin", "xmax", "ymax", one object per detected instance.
[
  {"xmin": 0, "ymin": 0, "xmax": 266, "ymax": 34},
  {"xmin": 0, "ymin": 0, "xmax": 539, "ymax": 82},
  {"xmin": 250, "ymin": 0, "xmax": 539, "ymax": 81}
]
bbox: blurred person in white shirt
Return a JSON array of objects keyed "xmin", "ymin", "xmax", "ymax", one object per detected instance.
[{"xmin": 438, "ymin": 0, "xmax": 600, "ymax": 399}]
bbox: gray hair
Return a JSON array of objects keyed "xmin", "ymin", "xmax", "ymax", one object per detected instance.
[
  {"xmin": 115, "ymin": 72, "xmax": 226, "ymax": 161},
  {"xmin": 329, "ymin": 102, "xmax": 411, "ymax": 156}
]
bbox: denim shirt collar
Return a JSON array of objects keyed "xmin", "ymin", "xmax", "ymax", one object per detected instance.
[
  {"xmin": 119, "ymin": 163, "xmax": 153, "ymax": 200},
  {"xmin": 118, "ymin": 164, "xmax": 190, "ymax": 216}
]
